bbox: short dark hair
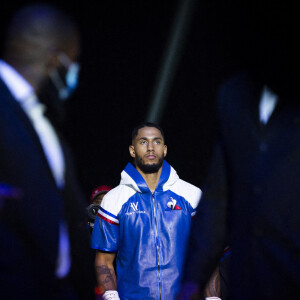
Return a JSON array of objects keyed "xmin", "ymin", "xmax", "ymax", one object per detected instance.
[{"xmin": 131, "ymin": 122, "xmax": 165, "ymax": 143}]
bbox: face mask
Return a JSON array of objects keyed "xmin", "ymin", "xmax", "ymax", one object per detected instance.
[{"xmin": 49, "ymin": 53, "xmax": 80, "ymax": 101}]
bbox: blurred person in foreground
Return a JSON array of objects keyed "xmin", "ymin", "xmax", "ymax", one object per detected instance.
[
  {"xmin": 0, "ymin": 183, "xmax": 23, "ymax": 208},
  {"xmin": 178, "ymin": 6, "xmax": 300, "ymax": 300},
  {"xmin": 91, "ymin": 122, "xmax": 202, "ymax": 300},
  {"xmin": 0, "ymin": 3, "xmax": 95, "ymax": 299}
]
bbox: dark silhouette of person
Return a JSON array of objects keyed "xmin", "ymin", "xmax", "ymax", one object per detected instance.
[
  {"xmin": 0, "ymin": 3, "xmax": 96, "ymax": 300},
  {"xmin": 178, "ymin": 3, "xmax": 300, "ymax": 299}
]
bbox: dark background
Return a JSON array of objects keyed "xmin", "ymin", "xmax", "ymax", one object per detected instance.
[{"xmin": 1, "ymin": 0, "xmax": 295, "ymax": 202}]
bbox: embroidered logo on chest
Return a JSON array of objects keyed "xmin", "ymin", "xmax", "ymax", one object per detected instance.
[
  {"xmin": 165, "ymin": 197, "xmax": 182, "ymax": 211},
  {"xmin": 130, "ymin": 202, "xmax": 138, "ymax": 211},
  {"xmin": 125, "ymin": 201, "xmax": 146, "ymax": 216}
]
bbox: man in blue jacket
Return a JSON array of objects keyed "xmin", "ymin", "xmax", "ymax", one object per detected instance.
[{"xmin": 91, "ymin": 122, "xmax": 202, "ymax": 300}]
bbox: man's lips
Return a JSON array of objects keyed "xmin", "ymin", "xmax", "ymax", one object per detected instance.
[{"xmin": 146, "ymin": 154, "xmax": 156, "ymax": 159}]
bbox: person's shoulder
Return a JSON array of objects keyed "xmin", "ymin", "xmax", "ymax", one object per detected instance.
[
  {"xmin": 101, "ymin": 184, "xmax": 136, "ymax": 206},
  {"xmin": 171, "ymin": 179, "xmax": 202, "ymax": 204},
  {"xmin": 100, "ymin": 185, "xmax": 127, "ymax": 215},
  {"xmin": 178, "ymin": 179, "xmax": 201, "ymax": 196},
  {"xmin": 217, "ymin": 70, "xmax": 260, "ymax": 113},
  {"xmin": 0, "ymin": 78, "xmax": 14, "ymax": 106},
  {"xmin": 219, "ymin": 70, "xmax": 252, "ymax": 96}
]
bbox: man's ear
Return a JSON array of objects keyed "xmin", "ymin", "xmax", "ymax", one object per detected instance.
[
  {"xmin": 163, "ymin": 145, "xmax": 167, "ymax": 157},
  {"xmin": 129, "ymin": 145, "xmax": 135, "ymax": 158}
]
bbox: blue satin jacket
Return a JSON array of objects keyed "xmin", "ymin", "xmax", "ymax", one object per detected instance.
[{"xmin": 91, "ymin": 161, "xmax": 201, "ymax": 300}]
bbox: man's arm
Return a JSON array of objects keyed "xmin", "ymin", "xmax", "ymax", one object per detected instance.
[
  {"xmin": 95, "ymin": 250, "xmax": 117, "ymax": 291},
  {"xmin": 204, "ymin": 266, "xmax": 221, "ymax": 298}
]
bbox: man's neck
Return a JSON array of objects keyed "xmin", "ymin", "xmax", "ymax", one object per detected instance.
[{"xmin": 137, "ymin": 167, "xmax": 163, "ymax": 193}]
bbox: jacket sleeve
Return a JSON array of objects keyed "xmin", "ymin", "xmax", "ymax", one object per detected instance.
[{"xmin": 90, "ymin": 196, "xmax": 120, "ymax": 252}]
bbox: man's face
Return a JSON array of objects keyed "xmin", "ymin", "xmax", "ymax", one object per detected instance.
[
  {"xmin": 129, "ymin": 126, "xmax": 167, "ymax": 174},
  {"xmin": 92, "ymin": 193, "xmax": 106, "ymax": 206}
]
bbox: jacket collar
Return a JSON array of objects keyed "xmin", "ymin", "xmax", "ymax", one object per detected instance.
[{"xmin": 120, "ymin": 160, "xmax": 178, "ymax": 193}]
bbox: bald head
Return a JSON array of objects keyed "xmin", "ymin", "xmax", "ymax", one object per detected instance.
[{"xmin": 3, "ymin": 4, "xmax": 80, "ymax": 89}]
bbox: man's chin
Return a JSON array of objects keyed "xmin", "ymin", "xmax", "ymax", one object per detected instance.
[{"xmin": 137, "ymin": 161, "xmax": 163, "ymax": 174}]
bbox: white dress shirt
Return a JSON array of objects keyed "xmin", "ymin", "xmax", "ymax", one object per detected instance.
[
  {"xmin": 0, "ymin": 59, "xmax": 71, "ymax": 278},
  {"xmin": 259, "ymin": 85, "xmax": 278, "ymax": 124}
]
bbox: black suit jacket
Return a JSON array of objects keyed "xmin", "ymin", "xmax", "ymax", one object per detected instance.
[
  {"xmin": 183, "ymin": 71, "xmax": 300, "ymax": 299},
  {"xmin": 0, "ymin": 79, "xmax": 95, "ymax": 299}
]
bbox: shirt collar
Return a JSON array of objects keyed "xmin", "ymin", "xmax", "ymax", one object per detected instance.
[{"xmin": 0, "ymin": 59, "xmax": 34, "ymax": 102}]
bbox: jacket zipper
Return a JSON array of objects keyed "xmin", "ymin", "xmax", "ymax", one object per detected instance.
[{"xmin": 152, "ymin": 192, "xmax": 162, "ymax": 300}]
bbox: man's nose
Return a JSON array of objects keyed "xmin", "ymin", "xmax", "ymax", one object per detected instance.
[{"xmin": 147, "ymin": 142, "xmax": 154, "ymax": 150}]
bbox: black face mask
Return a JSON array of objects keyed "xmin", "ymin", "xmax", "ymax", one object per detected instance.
[
  {"xmin": 49, "ymin": 53, "xmax": 80, "ymax": 101},
  {"xmin": 37, "ymin": 67, "xmax": 68, "ymax": 129},
  {"xmin": 37, "ymin": 53, "xmax": 80, "ymax": 129}
]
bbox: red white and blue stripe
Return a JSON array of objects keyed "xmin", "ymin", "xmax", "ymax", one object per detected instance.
[{"xmin": 98, "ymin": 207, "xmax": 119, "ymax": 226}]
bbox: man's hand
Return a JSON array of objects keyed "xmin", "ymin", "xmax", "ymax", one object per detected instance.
[
  {"xmin": 203, "ymin": 266, "xmax": 221, "ymax": 298},
  {"xmin": 102, "ymin": 290, "xmax": 120, "ymax": 300}
]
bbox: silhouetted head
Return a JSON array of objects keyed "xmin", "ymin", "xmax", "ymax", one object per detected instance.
[{"xmin": 2, "ymin": 3, "xmax": 80, "ymax": 94}]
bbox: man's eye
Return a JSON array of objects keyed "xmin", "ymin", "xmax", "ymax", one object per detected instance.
[
  {"xmin": 140, "ymin": 140, "xmax": 147, "ymax": 144},
  {"xmin": 154, "ymin": 140, "xmax": 161, "ymax": 144}
]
